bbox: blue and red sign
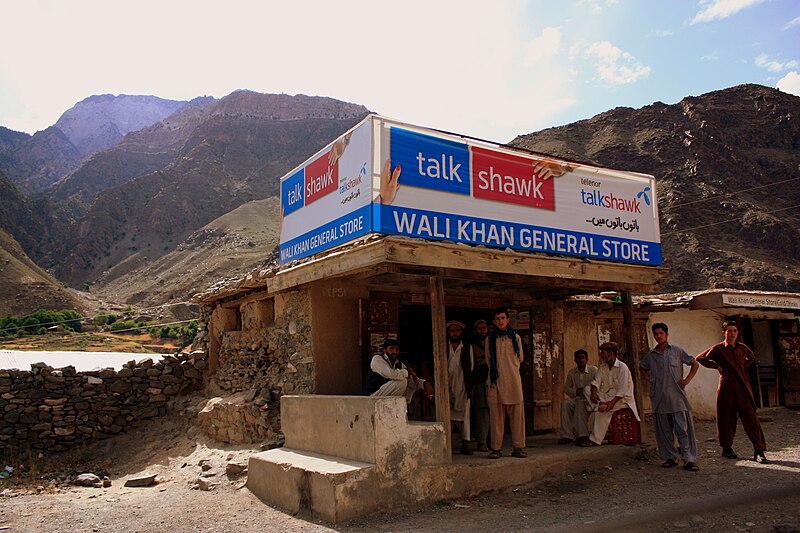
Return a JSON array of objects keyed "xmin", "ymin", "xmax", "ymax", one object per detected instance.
[
  {"xmin": 389, "ymin": 127, "xmax": 470, "ymax": 196},
  {"xmin": 471, "ymin": 146, "xmax": 555, "ymax": 210},
  {"xmin": 280, "ymin": 116, "xmax": 662, "ymax": 267}
]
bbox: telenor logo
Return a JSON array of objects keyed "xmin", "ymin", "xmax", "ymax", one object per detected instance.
[
  {"xmin": 471, "ymin": 146, "xmax": 555, "ymax": 210},
  {"xmin": 305, "ymin": 152, "xmax": 338, "ymax": 205},
  {"xmin": 390, "ymin": 127, "xmax": 470, "ymax": 196}
]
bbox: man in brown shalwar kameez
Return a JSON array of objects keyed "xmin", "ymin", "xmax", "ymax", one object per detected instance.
[
  {"xmin": 485, "ymin": 308, "xmax": 527, "ymax": 459},
  {"xmin": 696, "ymin": 320, "xmax": 770, "ymax": 464}
]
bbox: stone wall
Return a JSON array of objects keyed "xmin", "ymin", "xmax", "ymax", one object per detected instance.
[
  {"xmin": 195, "ymin": 289, "xmax": 314, "ymax": 445},
  {"xmin": 0, "ymin": 351, "xmax": 207, "ymax": 457}
]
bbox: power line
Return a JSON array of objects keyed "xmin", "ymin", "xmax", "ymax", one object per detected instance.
[
  {"xmin": 662, "ymin": 203, "xmax": 800, "ymax": 236},
  {"xmin": 662, "ymin": 176, "xmax": 800, "ymax": 208}
]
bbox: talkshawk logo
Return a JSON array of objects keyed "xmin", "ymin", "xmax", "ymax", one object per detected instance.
[{"xmin": 580, "ymin": 187, "xmax": 645, "ymax": 214}]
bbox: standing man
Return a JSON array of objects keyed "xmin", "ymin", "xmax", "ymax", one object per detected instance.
[
  {"xmin": 582, "ymin": 341, "xmax": 640, "ymax": 446},
  {"xmin": 640, "ymin": 323, "xmax": 700, "ymax": 471},
  {"xmin": 470, "ymin": 319, "xmax": 491, "ymax": 452},
  {"xmin": 558, "ymin": 349, "xmax": 597, "ymax": 446},
  {"xmin": 485, "ymin": 308, "xmax": 527, "ymax": 459},
  {"xmin": 696, "ymin": 320, "xmax": 770, "ymax": 464},
  {"xmin": 365, "ymin": 338, "xmax": 433, "ymax": 404},
  {"xmin": 446, "ymin": 320, "xmax": 473, "ymax": 455}
]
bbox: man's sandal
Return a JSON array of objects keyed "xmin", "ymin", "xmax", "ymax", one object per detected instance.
[
  {"xmin": 662, "ymin": 459, "xmax": 678, "ymax": 468},
  {"xmin": 683, "ymin": 462, "xmax": 700, "ymax": 471},
  {"xmin": 511, "ymin": 448, "xmax": 528, "ymax": 458},
  {"xmin": 487, "ymin": 450, "xmax": 502, "ymax": 459}
]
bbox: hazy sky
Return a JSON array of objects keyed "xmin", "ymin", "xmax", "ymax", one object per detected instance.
[{"xmin": 1, "ymin": 0, "xmax": 798, "ymax": 142}]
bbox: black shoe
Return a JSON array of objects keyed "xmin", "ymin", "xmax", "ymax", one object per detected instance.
[
  {"xmin": 722, "ymin": 447, "xmax": 738, "ymax": 459},
  {"xmin": 461, "ymin": 445, "xmax": 474, "ymax": 456},
  {"xmin": 754, "ymin": 451, "xmax": 770, "ymax": 464},
  {"xmin": 558, "ymin": 437, "xmax": 573, "ymax": 445}
]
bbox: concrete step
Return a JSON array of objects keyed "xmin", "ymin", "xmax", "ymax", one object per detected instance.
[{"xmin": 247, "ymin": 447, "xmax": 376, "ymax": 522}]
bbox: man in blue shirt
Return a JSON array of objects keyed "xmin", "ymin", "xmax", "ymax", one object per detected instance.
[{"xmin": 640, "ymin": 322, "xmax": 700, "ymax": 471}]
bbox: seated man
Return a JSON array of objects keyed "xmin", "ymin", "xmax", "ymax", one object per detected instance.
[
  {"xmin": 365, "ymin": 338, "xmax": 433, "ymax": 404},
  {"xmin": 581, "ymin": 341, "xmax": 640, "ymax": 446},
  {"xmin": 558, "ymin": 349, "xmax": 597, "ymax": 445}
]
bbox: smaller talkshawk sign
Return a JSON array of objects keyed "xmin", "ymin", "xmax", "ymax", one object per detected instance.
[
  {"xmin": 279, "ymin": 115, "xmax": 662, "ymax": 266},
  {"xmin": 279, "ymin": 119, "xmax": 373, "ymax": 264}
]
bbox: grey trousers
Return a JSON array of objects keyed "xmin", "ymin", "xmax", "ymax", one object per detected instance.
[
  {"xmin": 560, "ymin": 396, "xmax": 591, "ymax": 439},
  {"xmin": 654, "ymin": 410, "xmax": 697, "ymax": 463}
]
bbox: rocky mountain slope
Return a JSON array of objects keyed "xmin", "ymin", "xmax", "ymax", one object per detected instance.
[
  {"xmin": 0, "ymin": 125, "xmax": 83, "ymax": 196},
  {"xmin": 0, "ymin": 95, "xmax": 190, "ymax": 195},
  {"xmin": 48, "ymin": 92, "xmax": 369, "ymax": 286},
  {"xmin": 510, "ymin": 84, "xmax": 800, "ymax": 293},
  {"xmin": 54, "ymin": 94, "xmax": 188, "ymax": 156},
  {"xmin": 49, "ymin": 96, "xmax": 214, "ymax": 211},
  {"xmin": 90, "ymin": 197, "xmax": 280, "ymax": 311},
  {"xmin": 0, "ymin": 227, "xmax": 86, "ymax": 316}
]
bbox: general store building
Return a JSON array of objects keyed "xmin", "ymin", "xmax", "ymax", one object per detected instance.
[{"xmin": 193, "ymin": 115, "xmax": 666, "ymax": 521}]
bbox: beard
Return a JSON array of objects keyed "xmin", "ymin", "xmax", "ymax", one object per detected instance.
[{"xmin": 449, "ymin": 335, "xmax": 463, "ymax": 343}]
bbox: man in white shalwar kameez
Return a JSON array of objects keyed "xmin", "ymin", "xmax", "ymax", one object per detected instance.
[
  {"xmin": 582, "ymin": 341, "xmax": 640, "ymax": 446},
  {"xmin": 447, "ymin": 320, "xmax": 473, "ymax": 455}
]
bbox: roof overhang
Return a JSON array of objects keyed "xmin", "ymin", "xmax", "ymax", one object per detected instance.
[
  {"xmin": 636, "ymin": 289, "xmax": 800, "ymax": 313},
  {"xmin": 195, "ymin": 236, "xmax": 667, "ymax": 306}
]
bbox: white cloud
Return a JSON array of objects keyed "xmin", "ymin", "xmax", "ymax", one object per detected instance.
[
  {"xmin": 655, "ymin": 29, "xmax": 675, "ymax": 37},
  {"xmin": 524, "ymin": 27, "xmax": 562, "ymax": 66},
  {"xmin": 755, "ymin": 53, "xmax": 799, "ymax": 72},
  {"xmin": 777, "ymin": 72, "xmax": 800, "ymax": 96},
  {"xmin": 584, "ymin": 41, "xmax": 651, "ymax": 85},
  {"xmin": 701, "ymin": 52, "xmax": 721, "ymax": 61},
  {"xmin": 690, "ymin": 0, "xmax": 765, "ymax": 25},
  {"xmin": 783, "ymin": 16, "xmax": 800, "ymax": 30}
]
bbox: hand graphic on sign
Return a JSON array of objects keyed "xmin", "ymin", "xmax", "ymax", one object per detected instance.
[
  {"xmin": 375, "ymin": 159, "xmax": 401, "ymax": 205},
  {"xmin": 532, "ymin": 158, "xmax": 576, "ymax": 180},
  {"xmin": 328, "ymin": 132, "xmax": 352, "ymax": 166}
]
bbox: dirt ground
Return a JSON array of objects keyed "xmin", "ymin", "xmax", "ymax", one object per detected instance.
[{"xmin": 1, "ymin": 401, "xmax": 798, "ymax": 533}]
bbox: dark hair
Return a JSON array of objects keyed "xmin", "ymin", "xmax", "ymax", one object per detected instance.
[
  {"xmin": 383, "ymin": 338, "xmax": 400, "ymax": 349},
  {"xmin": 492, "ymin": 307, "xmax": 509, "ymax": 319},
  {"xmin": 722, "ymin": 320, "xmax": 738, "ymax": 331},
  {"xmin": 574, "ymin": 349, "xmax": 588, "ymax": 360},
  {"xmin": 599, "ymin": 341, "xmax": 619, "ymax": 354},
  {"xmin": 651, "ymin": 322, "xmax": 668, "ymax": 334}
]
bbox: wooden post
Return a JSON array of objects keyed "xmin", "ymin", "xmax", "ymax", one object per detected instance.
[
  {"xmin": 621, "ymin": 290, "xmax": 647, "ymax": 444},
  {"xmin": 430, "ymin": 274, "xmax": 452, "ymax": 461}
]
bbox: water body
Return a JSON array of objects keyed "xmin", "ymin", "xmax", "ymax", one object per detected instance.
[{"xmin": 0, "ymin": 350, "xmax": 169, "ymax": 372}]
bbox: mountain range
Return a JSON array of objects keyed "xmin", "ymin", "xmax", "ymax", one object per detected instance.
[{"xmin": 0, "ymin": 84, "xmax": 798, "ymax": 317}]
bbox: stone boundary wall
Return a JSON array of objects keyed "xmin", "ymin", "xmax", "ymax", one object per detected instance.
[{"xmin": 0, "ymin": 351, "xmax": 207, "ymax": 457}]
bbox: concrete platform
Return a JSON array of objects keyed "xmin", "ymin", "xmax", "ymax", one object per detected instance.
[
  {"xmin": 441, "ymin": 432, "xmax": 637, "ymax": 498},
  {"xmin": 246, "ymin": 395, "xmax": 638, "ymax": 523}
]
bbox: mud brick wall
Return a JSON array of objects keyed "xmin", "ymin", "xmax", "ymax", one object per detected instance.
[{"xmin": 0, "ymin": 351, "xmax": 207, "ymax": 456}]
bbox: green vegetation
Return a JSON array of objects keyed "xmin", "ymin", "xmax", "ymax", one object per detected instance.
[
  {"xmin": 92, "ymin": 312, "xmax": 120, "ymax": 326},
  {"xmin": 148, "ymin": 320, "xmax": 198, "ymax": 348},
  {"xmin": 0, "ymin": 309, "xmax": 82, "ymax": 337},
  {"xmin": 0, "ymin": 309, "xmax": 197, "ymax": 350}
]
